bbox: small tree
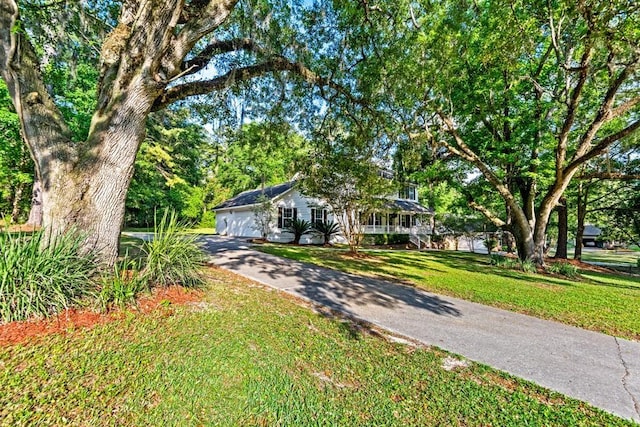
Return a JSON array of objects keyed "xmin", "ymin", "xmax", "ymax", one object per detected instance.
[
  {"xmin": 313, "ymin": 220, "xmax": 341, "ymax": 245},
  {"xmin": 251, "ymin": 195, "xmax": 275, "ymax": 241},
  {"xmin": 300, "ymin": 137, "xmax": 393, "ymax": 253},
  {"xmin": 286, "ymin": 218, "xmax": 313, "ymax": 244}
]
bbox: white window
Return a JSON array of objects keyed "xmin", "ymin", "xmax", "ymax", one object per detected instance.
[
  {"xmin": 367, "ymin": 213, "xmax": 382, "ymax": 226},
  {"xmin": 283, "ymin": 208, "xmax": 294, "ymax": 228},
  {"xmin": 311, "ymin": 208, "xmax": 327, "ymax": 225},
  {"xmin": 278, "ymin": 207, "xmax": 297, "ymax": 228},
  {"xmin": 400, "ymin": 186, "xmax": 416, "ymax": 200}
]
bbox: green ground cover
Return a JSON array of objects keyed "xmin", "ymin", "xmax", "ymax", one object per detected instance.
[
  {"xmin": 258, "ymin": 246, "xmax": 640, "ymax": 341},
  {"xmin": 0, "ymin": 269, "xmax": 630, "ymax": 426},
  {"xmin": 574, "ymin": 249, "xmax": 640, "ymax": 267}
]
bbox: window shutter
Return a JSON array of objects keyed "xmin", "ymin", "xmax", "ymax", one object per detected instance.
[
  {"xmin": 323, "ymin": 210, "xmax": 328, "ymax": 222},
  {"xmin": 311, "ymin": 209, "xmax": 315, "ymax": 224},
  {"xmin": 278, "ymin": 207, "xmax": 283, "ymax": 229},
  {"xmin": 293, "ymin": 208, "xmax": 298, "ymax": 220}
]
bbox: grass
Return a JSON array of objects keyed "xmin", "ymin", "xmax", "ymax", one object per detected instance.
[
  {"xmin": 547, "ymin": 245, "xmax": 640, "ymax": 267},
  {"xmin": 258, "ymin": 246, "xmax": 640, "ymax": 340},
  {"xmin": 576, "ymin": 249, "xmax": 640, "ymax": 266},
  {"xmin": 0, "ymin": 269, "xmax": 631, "ymax": 426}
]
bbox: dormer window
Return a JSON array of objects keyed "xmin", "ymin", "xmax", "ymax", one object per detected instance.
[{"xmin": 400, "ymin": 185, "xmax": 416, "ymax": 201}]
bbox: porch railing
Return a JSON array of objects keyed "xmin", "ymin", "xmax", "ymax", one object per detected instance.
[{"xmin": 362, "ymin": 225, "xmax": 431, "ymax": 235}]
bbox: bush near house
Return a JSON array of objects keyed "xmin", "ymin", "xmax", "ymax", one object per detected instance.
[{"xmin": 363, "ymin": 234, "xmax": 411, "ymax": 246}]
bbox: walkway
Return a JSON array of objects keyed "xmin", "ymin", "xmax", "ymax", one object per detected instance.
[{"xmin": 201, "ymin": 236, "xmax": 640, "ymax": 423}]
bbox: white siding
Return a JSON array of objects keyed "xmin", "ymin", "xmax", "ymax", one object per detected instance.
[
  {"xmin": 215, "ymin": 209, "xmax": 261, "ymax": 238},
  {"xmin": 271, "ymin": 190, "xmax": 332, "ymax": 244},
  {"xmin": 214, "ymin": 189, "xmax": 342, "ymax": 244}
]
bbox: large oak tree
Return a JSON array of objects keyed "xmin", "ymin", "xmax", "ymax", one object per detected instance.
[
  {"xmin": 0, "ymin": 0, "xmax": 341, "ymax": 265},
  {"xmin": 344, "ymin": 0, "xmax": 639, "ymax": 264}
]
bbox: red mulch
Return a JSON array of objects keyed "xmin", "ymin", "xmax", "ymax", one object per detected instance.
[
  {"xmin": 0, "ymin": 286, "xmax": 203, "ymax": 347},
  {"xmin": 547, "ymin": 258, "xmax": 615, "ymax": 274}
]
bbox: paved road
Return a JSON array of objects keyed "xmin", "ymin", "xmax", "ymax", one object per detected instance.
[{"xmin": 202, "ymin": 236, "xmax": 640, "ymax": 422}]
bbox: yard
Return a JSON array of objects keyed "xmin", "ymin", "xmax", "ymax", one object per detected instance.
[
  {"xmin": 0, "ymin": 268, "xmax": 631, "ymax": 426},
  {"xmin": 258, "ymin": 246, "xmax": 640, "ymax": 341}
]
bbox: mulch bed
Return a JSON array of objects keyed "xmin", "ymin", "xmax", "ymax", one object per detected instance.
[
  {"xmin": 0, "ymin": 286, "xmax": 203, "ymax": 347},
  {"xmin": 547, "ymin": 258, "xmax": 616, "ymax": 274}
]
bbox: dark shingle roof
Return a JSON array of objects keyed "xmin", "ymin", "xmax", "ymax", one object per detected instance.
[
  {"xmin": 213, "ymin": 181, "xmax": 295, "ymax": 210},
  {"xmin": 386, "ymin": 199, "xmax": 434, "ymax": 214}
]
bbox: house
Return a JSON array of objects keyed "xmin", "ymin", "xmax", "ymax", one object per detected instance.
[
  {"xmin": 213, "ymin": 180, "xmax": 433, "ymax": 244},
  {"xmin": 582, "ymin": 224, "xmax": 602, "ymax": 247}
]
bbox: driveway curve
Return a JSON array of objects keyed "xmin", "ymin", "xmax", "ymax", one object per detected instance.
[{"xmin": 201, "ymin": 236, "xmax": 640, "ymax": 422}]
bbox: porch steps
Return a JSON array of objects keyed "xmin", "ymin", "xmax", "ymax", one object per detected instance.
[{"xmin": 410, "ymin": 233, "xmax": 431, "ymax": 250}]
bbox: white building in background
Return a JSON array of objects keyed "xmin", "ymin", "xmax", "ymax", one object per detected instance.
[{"xmin": 213, "ymin": 180, "xmax": 433, "ymax": 244}]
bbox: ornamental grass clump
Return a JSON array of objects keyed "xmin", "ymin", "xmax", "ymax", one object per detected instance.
[
  {"xmin": 547, "ymin": 261, "xmax": 579, "ymax": 278},
  {"xmin": 0, "ymin": 231, "xmax": 97, "ymax": 323},
  {"xmin": 99, "ymin": 257, "xmax": 148, "ymax": 310},
  {"xmin": 141, "ymin": 210, "xmax": 206, "ymax": 288}
]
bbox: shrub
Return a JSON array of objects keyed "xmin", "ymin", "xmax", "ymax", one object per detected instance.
[
  {"xmin": 0, "ymin": 231, "xmax": 97, "ymax": 322},
  {"xmin": 141, "ymin": 210, "xmax": 206, "ymax": 288},
  {"xmin": 547, "ymin": 262, "xmax": 579, "ymax": 278},
  {"xmin": 520, "ymin": 259, "xmax": 537, "ymax": 273},
  {"xmin": 637, "ymin": 258, "xmax": 640, "ymax": 269},
  {"xmin": 99, "ymin": 257, "xmax": 148, "ymax": 310},
  {"xmin": 199, "ymin": 211, "xmax": 216, "ymax": 228},
  {"xmin": 483, "ymin": 237, "xmax": 499, "ymax": 255},
  {"xmin": 312, "ymin": 220, "xmax": 341, "ymax": 245},
  {"xmin": 286, "ymin": 218, "xmax": 313, "ymax": 244},
  {"xmin": 491, "ymin": 255, "xmax": 519, "ymax": 269}
]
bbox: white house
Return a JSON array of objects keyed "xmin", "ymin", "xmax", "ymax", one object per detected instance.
[{"xmin": 213, "ymin": 180, "xmax": 433, "ymax": 244}]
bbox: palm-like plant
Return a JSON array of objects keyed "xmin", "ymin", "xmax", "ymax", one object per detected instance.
[
  {"xmin": 312, "ymin": 220, "xmax": 341, "ymax": 245},
  {"xmin": 286, "ymin": 218, "xmax": 313, "ymax": 244}
]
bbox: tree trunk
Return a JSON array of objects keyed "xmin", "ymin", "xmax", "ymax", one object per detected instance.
[
  {"xmin": 26, "ymin": 179, "xmax": 42, "ymax": 226},
  {"xmin": 554, "ymin": 197, "xmax": 568, "ymax": 259},
  {"xmin": 511, "ymin": 219, "xmax": 535, "ymax": 261},
  {"xmin": 41, "ymin": 92, "xmax": 150, "ymax": 265},
  {"xmin": 9, "ymin": 181, "xmax": 25, "ymax": 223},
  {"xmin": 574, "ymin": 183, "xmax": 588, "ymax": 260}
]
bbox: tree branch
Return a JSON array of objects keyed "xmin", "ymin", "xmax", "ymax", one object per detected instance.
[
  {"xmin": 555, "ymin": 39, "xmax": 593, "ymax": 176},
  {"xmin": 152, "ymin": 55, "xmax": 360, "ymax": 111},
  {"xmin": 468, "ymin": 200, "xmax": 506, "ymax": 228},
  {"xmin": 0, "ymin": 0, "xmax": 74, "ymax": 172},
  {"xmin": 580, "ymin": 172, "xmax": 640, "ymax": 181},
  {"xmin": 565, "ymin": 120, "xmax": 640, "ymax": 176},
  {"xmin": 169, "ymin": 0, "xmax": 239, "ymax": 71},
  {"xmin": 180, "ymin": 38, "xmax": 263, "ymax": 78},
  {"xmin": 573, "ymin": 58, "xmax": 639, "ymax": 160}
]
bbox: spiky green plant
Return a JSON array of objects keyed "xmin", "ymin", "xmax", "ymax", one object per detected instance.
[
  {"xmin": 312, "ymin": 220, "xmax": 341, "ymax": 245},
  {"xmin": 141, "ymin": 210, "xmax": 206, "ymax": 287},
  {"xmin": 286, "ymin": 218, "xmax": 313, "ymax": 245},
  {"xmin": 99, "ymin": 257, "xmax": 148, "ymax": 310},
  {"xmin": 0, "ymin": 231, "xmax": 97, "ymax": 322},
  {"xmin": 547, "ymin": 262, "xmax": 579, "ymax": 278}
]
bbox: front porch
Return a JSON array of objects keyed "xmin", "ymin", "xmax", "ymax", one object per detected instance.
[{"xmin": 362, "ymin": 212, "xmax": 431, "ymax": 235}]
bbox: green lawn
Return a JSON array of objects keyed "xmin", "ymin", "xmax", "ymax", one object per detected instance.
[
  {"xmin": 0, "ymin": 269, "xmax": 630, "ymax": 426},
  {"xmin": 575, "ymin": 249, "xmax": 640, "ymax": 267},
  {"xmin": 258, "ymin": 246, "xmax": 640, "ymax": 341}
]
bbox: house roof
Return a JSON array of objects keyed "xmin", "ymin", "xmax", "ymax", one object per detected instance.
[
  {"xmin": 213, "ymin": 181, "xmax": 295, "ymax": 210},
  {"xmin": 386, "ymin": 199, "xmax": 434, "ymax": 214},
  {"xmin": 583, "ymin": 224, "xmax": 602, "ymax": 237}
]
